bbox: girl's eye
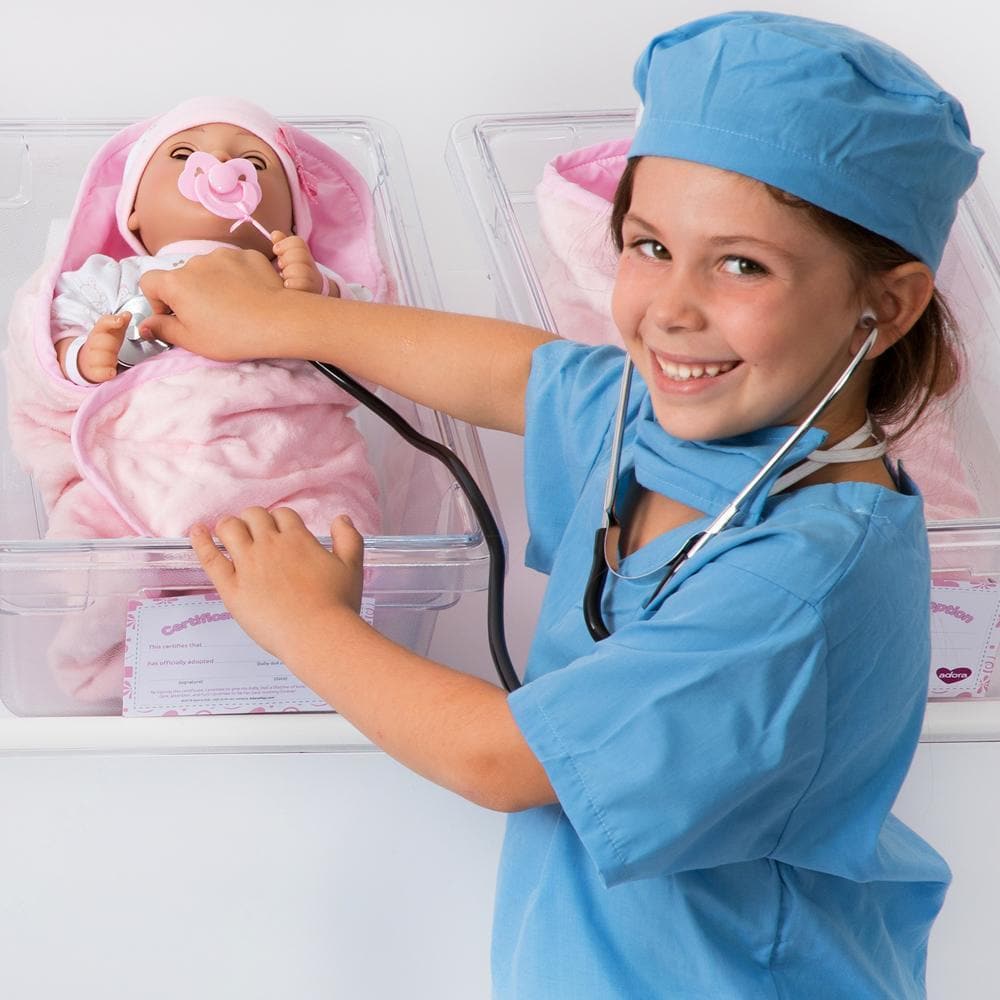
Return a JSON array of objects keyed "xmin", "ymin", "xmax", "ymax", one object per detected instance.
[
  {"xmin": 245, "ymin": 155, "xmax": 267, "ymax": 171},
  {"xmin": 721, "ymin": 256, "xmax": 767, "ymax": 276},
  {"xmin": 169, "ymin": 146, "xmax": 194, "ymax": 161},
  {"xmin": 631, "ymin": 239, "xmax": 670, "ymax": 261}
]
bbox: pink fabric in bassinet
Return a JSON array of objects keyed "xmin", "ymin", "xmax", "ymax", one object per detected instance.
[
  {"xmin": 534, "ymin": 137, "xmax": 981, "ymax": 520},
  {"xmin": 535, "ymin": 138, "xmax": 629, "ymax": 347}
]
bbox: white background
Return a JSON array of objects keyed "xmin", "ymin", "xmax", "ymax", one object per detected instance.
[{"xmin": 1, "ymin": 2, "xmax": 998, "ymax": 997}]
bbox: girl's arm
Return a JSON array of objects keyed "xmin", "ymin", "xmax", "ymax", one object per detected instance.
[
  {"xmin": 139, "ymin": 249, "xmax": 555, "ymax": 435},
  {"xmin": 192, "ymin": 507, "xmax": 557, "ymax": 813}
]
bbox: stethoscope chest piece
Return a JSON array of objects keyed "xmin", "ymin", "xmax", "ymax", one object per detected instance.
[{"xmin": 115, "ymin": 294, "xmax": 172, "ymax": 370}]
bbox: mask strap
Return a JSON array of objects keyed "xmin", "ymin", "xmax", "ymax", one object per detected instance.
[{"xmin": 770, "ymin": 418, "xmax": 886, "ymax": 494}]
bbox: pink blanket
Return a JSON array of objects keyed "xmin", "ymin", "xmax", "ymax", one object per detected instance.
[
  {"xmin": 6, "ymin": 262, "xmax": 380, "ymax": 541},
  {"xmin": 535, "ymin": 139, "xmax": 981, "ymax": 521}
]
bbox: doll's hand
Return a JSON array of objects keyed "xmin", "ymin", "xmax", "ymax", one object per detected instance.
[
  {"xmin": 271, "ymin": 230, "xmax": 338, "ymax": 296},
  {"xmin": 190, "ymin": 508, "xmax": 363, "ymax": 662},
  {"xmin": 58, "ymin": 313, "xmax": 129, "ymax": 383}
]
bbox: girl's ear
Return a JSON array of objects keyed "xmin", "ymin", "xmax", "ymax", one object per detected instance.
[
  {"xmin": 127, "ymin": 210, "xmax": 141, "ymax": 234},
  {"xmin": 853, "ymin": 262, "xmax": 935, "ymax": 358}
]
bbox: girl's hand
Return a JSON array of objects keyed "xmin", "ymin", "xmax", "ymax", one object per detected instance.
[
  {"xmin": 190, "ymin": 507, "xmax": 364, "ymax": 662},
  {"xmin": 271, "ymin": 230, "xmax": 338, "ymax": 297},
  {"xmin": 138, "ymin": 248, "xmax": 286, "ymax": 360}
]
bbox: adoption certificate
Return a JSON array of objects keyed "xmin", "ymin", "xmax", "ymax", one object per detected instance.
[
  {"xmin": 928, "ymin": 575, "xmax": 1000, "ymax": 699},
  {"xmin": 122, "ymin": 593, "xmax": 374, "ymax": 716}
]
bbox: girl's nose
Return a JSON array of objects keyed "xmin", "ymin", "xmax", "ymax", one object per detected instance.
[{"xmin": 648, "ymin": 272, "xmax": 704, "ymax": 332}]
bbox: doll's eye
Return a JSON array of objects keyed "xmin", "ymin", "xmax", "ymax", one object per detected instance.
[{"xmin": 170, "ymin": 146, "xmax": 194, "ymax": 161}]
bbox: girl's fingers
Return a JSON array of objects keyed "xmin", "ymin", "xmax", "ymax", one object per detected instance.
[
  {"xmin": 213, "ymin": 513, "xmax": 254, "ymax": 553},
  {"xmin": 271, "ymin": 506, "xmax": 306, "ymax": 533},
  {"xmin": 138, "ymin": 313, "xmax": 183, "ymax": 343},
  {"xmin": 189, "ymin": 523, "xmax": 236, "ymax": 587},
  {"xmin": 330, "ymin": 514, "xmax": 364, "ymax": 569},
  {"xmin": 238, "ymin": 506, "xmax": 281, "ymax": 540}
]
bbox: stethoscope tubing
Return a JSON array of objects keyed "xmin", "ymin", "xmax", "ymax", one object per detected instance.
[{"xmin": 309, "ymin": 360, "xmax": 522, "ymax": 693}]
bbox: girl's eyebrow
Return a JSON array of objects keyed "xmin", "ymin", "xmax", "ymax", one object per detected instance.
[
  {"xmin": 708, "ymin": 234, "xmax": 799, "ymax": 263},
  {"xmin": 623, "ymin": 211, "xmax": 660, "ymax": 232}
]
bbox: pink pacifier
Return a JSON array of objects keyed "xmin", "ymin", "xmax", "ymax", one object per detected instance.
[{"xmin": 177, "ymin": 151, "xmax": 272, "ymax": 239}]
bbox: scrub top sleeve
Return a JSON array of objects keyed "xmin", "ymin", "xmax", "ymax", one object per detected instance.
[
  {"xmin": 523, "ymin": 340, "xmax": 629, "ymax": 574},
  {"xmin": 508, "ymin": 560, "xmax": 829, "ymax": 887}
]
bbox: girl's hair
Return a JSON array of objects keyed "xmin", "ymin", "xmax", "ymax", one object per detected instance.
[{"xmin": 609, "ymin": 158, "xmax": 962, "ymax": 440}]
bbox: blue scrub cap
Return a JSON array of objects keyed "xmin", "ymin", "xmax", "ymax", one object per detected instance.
[{"xmin": 630, "ymin": 11, "xmax": 982, "ymax": 270}]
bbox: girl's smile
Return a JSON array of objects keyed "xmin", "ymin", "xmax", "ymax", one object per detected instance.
[{"xmin": 651, "ymin": 350, "xmax": 741, "ymax": 385}]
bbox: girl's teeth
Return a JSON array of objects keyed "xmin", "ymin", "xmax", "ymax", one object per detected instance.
[{"xmin": 657, "ymin": 358, "xmax": 736, "ymax": 381}]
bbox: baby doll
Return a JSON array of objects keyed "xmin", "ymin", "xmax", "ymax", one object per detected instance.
[{"xmin": 3, "ymin": 97, "xmax": 386, "ymax": 702}]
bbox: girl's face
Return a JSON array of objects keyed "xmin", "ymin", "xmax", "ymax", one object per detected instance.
[
  {"xmin": 128, "ymin": 122, "xmax": 294, "ymax": 256},
  {"xmin": 612, "ymin": 156, "xmax": 874, "ymax": 443}
]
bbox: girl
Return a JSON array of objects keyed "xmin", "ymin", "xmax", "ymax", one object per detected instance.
[{"xmin": 138, "ymin": 13, "xmax": 980, "ymax": 998}]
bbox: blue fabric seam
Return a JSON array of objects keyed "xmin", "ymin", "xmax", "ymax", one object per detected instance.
[
  {"xmin": 608, "ymin": 560, "xmax": 827, "ymax": 652},
  {"xmin": 532, "ymin": 694, "xmax": 632, "ymax": 873},
  {"xmin": 765, "ymin": 512, "xmax": 895, "ymax": 857},
  {"xmin": 766, "ymin": 861, "xmax": 794, "ymax": 998}
]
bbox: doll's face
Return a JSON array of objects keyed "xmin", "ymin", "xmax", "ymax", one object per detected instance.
[{"xmin": 127, "ymin": 122, "xmax": 294, "ymax": 256}]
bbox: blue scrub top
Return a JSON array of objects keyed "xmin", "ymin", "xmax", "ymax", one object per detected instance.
[{"xmin": 493, "ymin": 340, "xmax": 948, "ymax": 999}]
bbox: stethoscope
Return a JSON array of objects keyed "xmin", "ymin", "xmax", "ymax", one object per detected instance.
[{"xmin": 583, "ymin": 317, "xmax": 881, "ymax": 641}]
